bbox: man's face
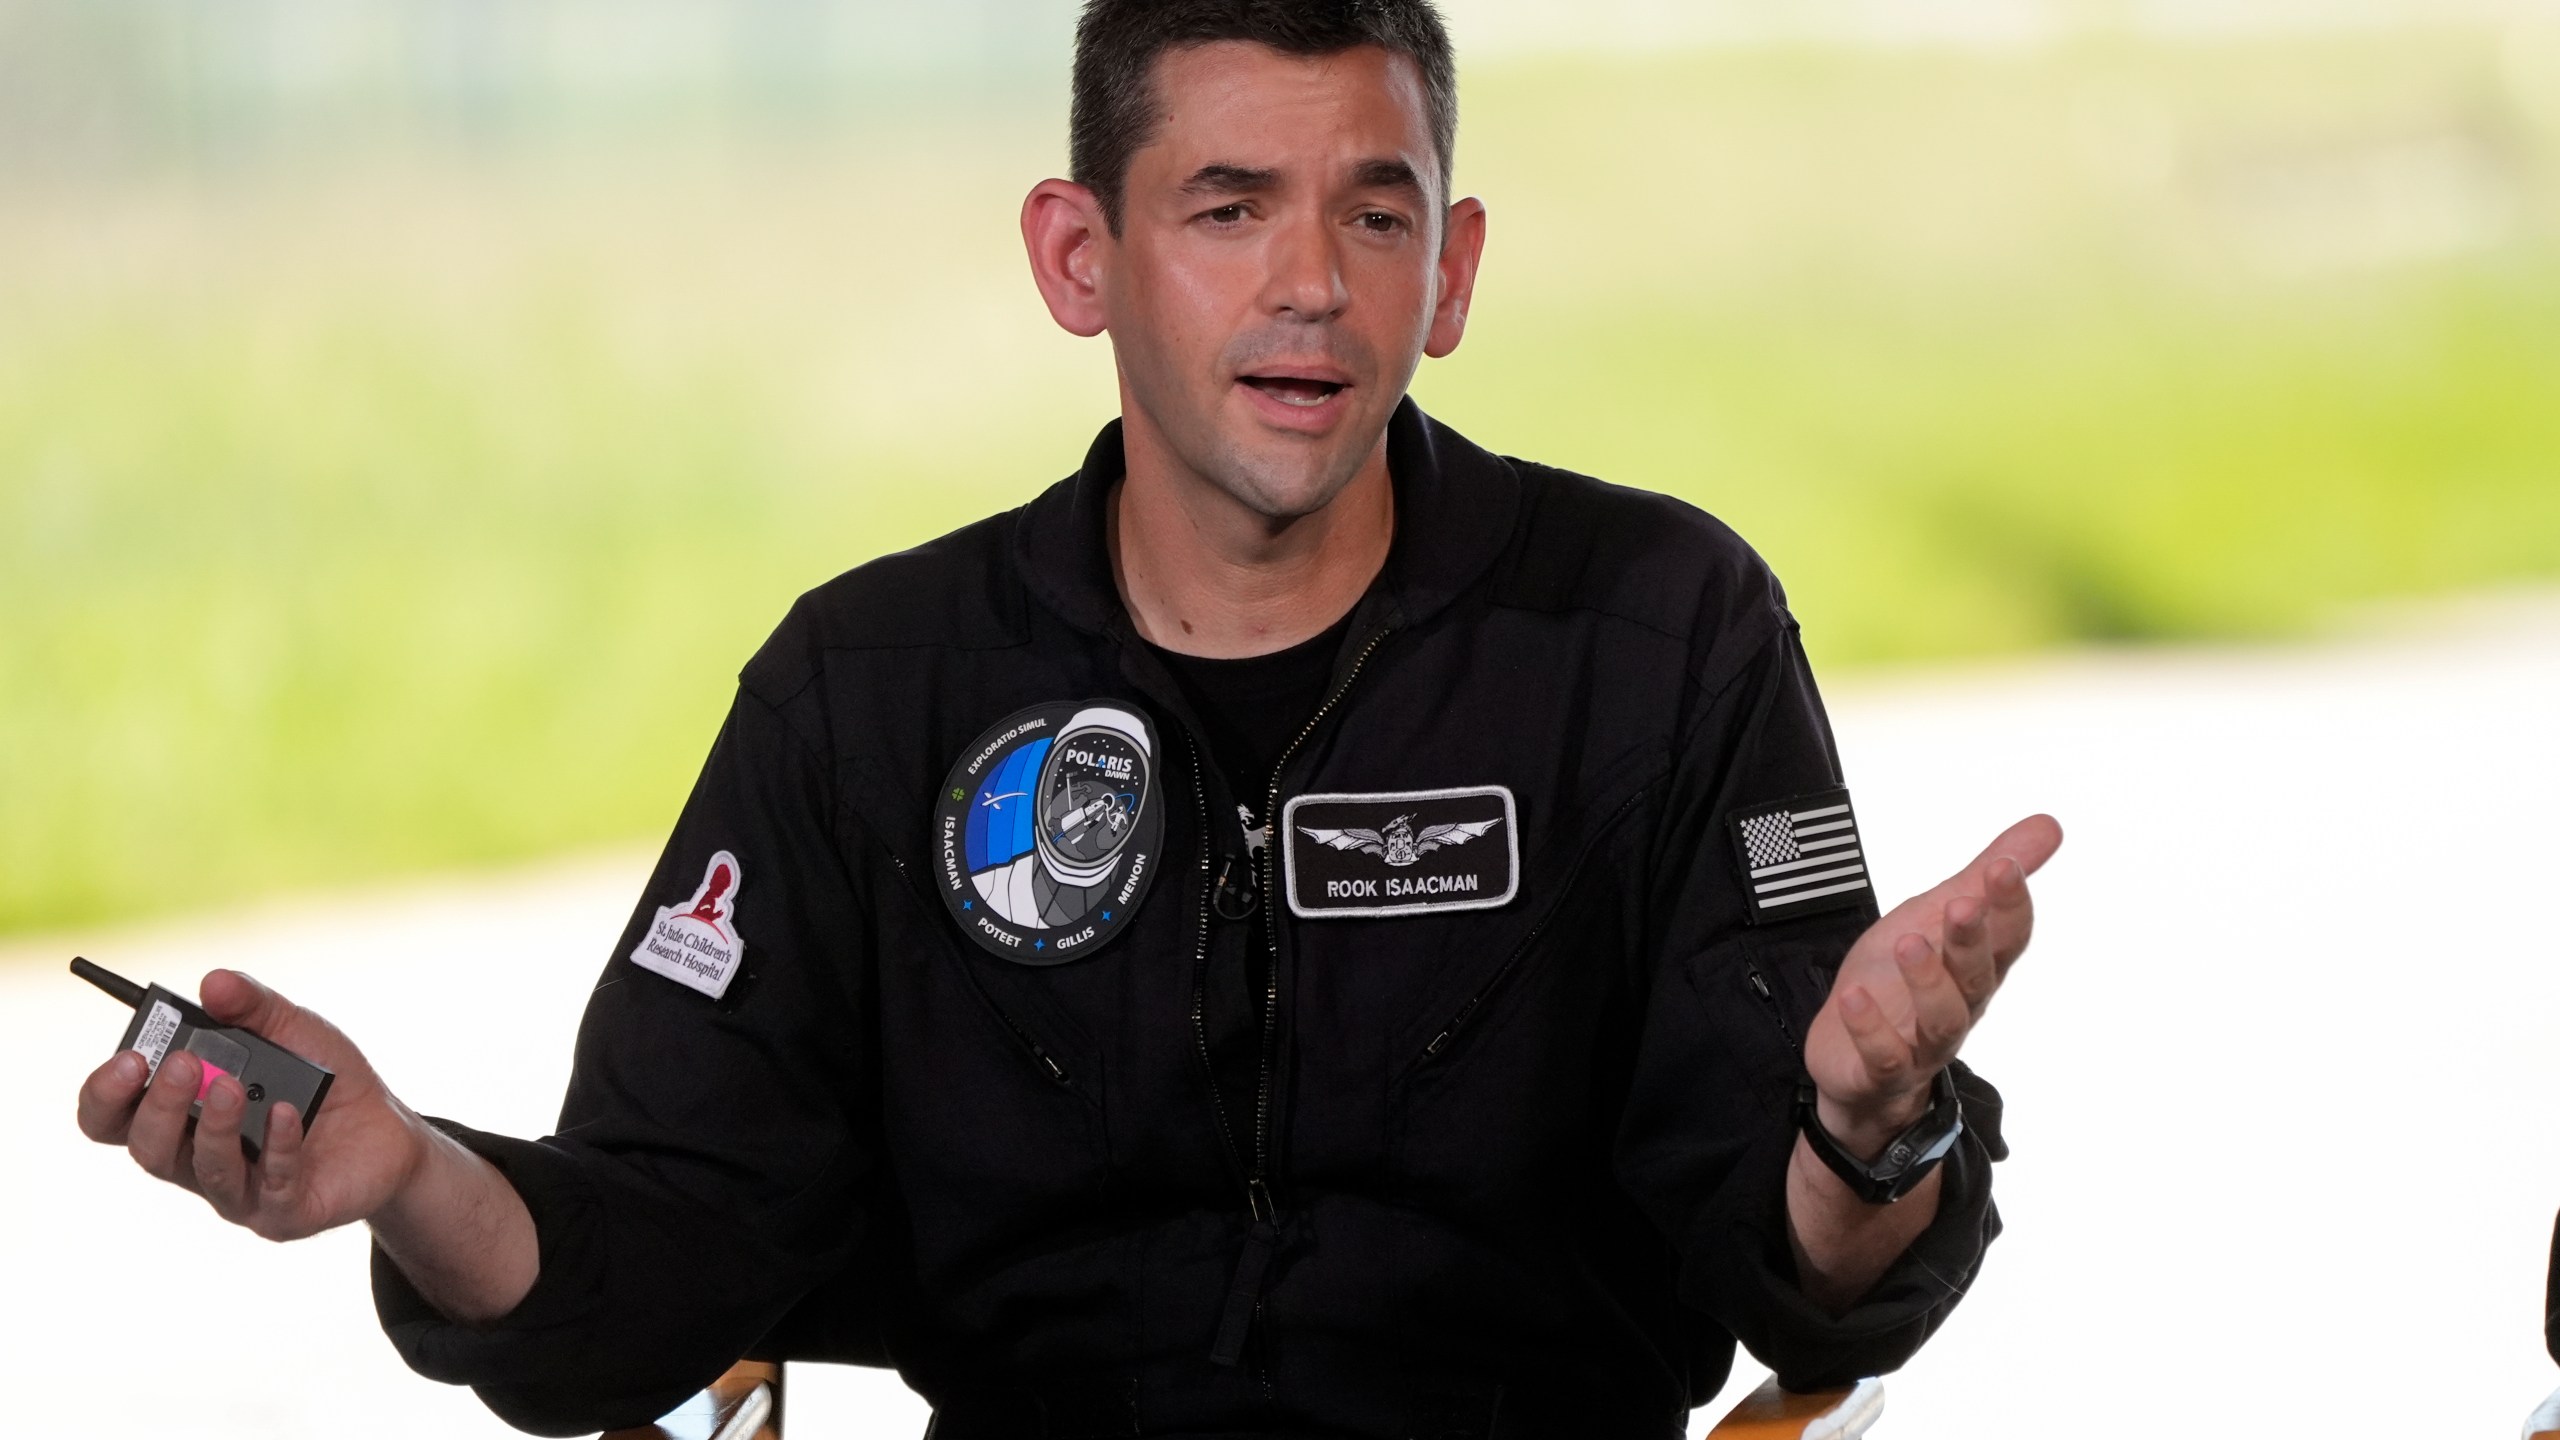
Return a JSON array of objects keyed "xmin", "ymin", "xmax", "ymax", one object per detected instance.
[{"xmin": 1098, "ymin": 41, "xmax": 1453, "ymax": 521}]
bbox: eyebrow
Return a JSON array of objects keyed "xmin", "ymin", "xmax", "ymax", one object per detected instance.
[
  {"xmin": 1177, "ymin": 163, "xmax": 1281, "ymax": 198},
  {"xmin": 1174, "ymin": 157, "xmax": 1429, "ymax": 201},
  {"xmin": 1349, "ymin": 157, "xmax": 1426, "ymax": 199}
]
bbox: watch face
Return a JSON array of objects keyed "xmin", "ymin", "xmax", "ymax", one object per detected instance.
[
  {"xmin": 1799, "ymin": 1072, "xmax": 1963, "ymax": 1202},
  {"xmin": 1883, "ymin": 1123, "xmax": 1961, "ymax": 1174}
]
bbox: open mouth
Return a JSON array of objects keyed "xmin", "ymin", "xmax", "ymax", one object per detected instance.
[{"xmin": 1240, "ymin": 375, "xmax": 1349, "ymax": 408}]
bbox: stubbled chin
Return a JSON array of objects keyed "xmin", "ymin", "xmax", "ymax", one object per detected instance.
[{"xmin": 1193, "ymin": 410, "xmax": 1387, "ymax": 523}]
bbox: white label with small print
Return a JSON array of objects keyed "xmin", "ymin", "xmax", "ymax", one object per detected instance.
[{"xmin": 133, "ymin": 1000, "xmax": 183, "ymax": 1077}]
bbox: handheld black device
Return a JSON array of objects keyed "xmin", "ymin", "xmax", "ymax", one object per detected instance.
[{"xmin": 73, "ymin": 957, "xmax": 334, "ymax": 1159}]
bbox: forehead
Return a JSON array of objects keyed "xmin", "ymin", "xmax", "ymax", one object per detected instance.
[{"xmin": 1135, "ymin": 40, "xmax": 1434, "ymax": 181}]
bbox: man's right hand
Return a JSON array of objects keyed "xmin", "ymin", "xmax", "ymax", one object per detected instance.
[
  {"xmin": 76, "ymin": 969, "xmax": 425, "ymax": 1240},
  {"xmin": 73, "ymin": 968, "xmax": 539, "ymax": 1321}
]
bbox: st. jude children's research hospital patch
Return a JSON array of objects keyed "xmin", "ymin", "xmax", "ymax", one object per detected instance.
[
  {"xmin": 933, "ymin": 701, "xmax": 1164, "ymax": 964},
  {"xmin": 629, "ymin": 850, "xmax": 749, "ymax": 999}
]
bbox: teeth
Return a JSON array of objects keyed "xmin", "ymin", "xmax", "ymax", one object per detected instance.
[{"xmin": 1246, "ymin": 377, "xmax": 1340, "ymax": 407}]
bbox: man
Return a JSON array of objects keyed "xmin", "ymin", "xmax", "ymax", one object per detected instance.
[{"xmin": 74, "ymin": 2, "xmax": 2062, "ymax": 1435}]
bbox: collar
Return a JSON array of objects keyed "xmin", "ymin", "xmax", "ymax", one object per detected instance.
[{"xmin": 1013, "ymin": 393, "xmax": 1522, "ymax": 643}]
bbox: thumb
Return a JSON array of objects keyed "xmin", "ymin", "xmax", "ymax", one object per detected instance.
[
  {"xmin": 197, "ymin": 969, "xmax": 379, "ymax": 1087},
  {"xmin": 198, "ymin": 969, "xmax": 303, "ymax": 1038},
  {"xmin": 1959, "ymin": 813, "xmax": 2063, "ymax": 884}
]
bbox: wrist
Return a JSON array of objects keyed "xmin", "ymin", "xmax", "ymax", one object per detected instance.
[
  {"xmin": 1814, "ymin": 1076, "xmax": 1938, "ymax": 1163},
  {"xmin": 369, "ymin": 1100, "xmax": 447, "ymax": 1232},
  {"xmin": 366, "ymin": 1105, "xmax": 540, "ymax": 1325}
]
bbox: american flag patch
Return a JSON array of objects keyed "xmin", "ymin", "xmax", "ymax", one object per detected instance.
[{"xmin": 1727, "ymin": 787, "xmax": 1875, "ymax": 924}]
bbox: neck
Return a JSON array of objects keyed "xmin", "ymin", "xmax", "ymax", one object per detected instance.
[{"xmin": 1108, "ymin": 406, "xmax": 1395, "ymax": 659}]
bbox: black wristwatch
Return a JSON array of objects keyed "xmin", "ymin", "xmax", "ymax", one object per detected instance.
[{"xmin": 1795, "ymin": 1067, "xmax": 1963, "ymax": 1204}]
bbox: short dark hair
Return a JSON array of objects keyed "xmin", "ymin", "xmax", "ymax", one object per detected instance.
[{"xmin": 1070, "ymin": 0, "xmax": 1458, "ymax": 237}]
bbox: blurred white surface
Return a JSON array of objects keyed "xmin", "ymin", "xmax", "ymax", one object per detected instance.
[{"xmin": 8, "ymin": 601, "xmax": 2558, "ymax": 1438}]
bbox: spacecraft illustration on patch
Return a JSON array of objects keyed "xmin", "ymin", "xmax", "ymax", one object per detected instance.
[{"xmin": 962, "ymin": 705, "xmax": 1154, "ymax": 930}]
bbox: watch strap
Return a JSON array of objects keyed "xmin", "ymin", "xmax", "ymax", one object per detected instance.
[{"xmin": 1795, "ymin": 1066, "xmax": 1964, "ymax": 1204}]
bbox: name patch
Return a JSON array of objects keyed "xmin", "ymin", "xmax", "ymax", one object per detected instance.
[
  {"xmin": 1283, "ymin": 785, "xmax": 1519, "ymax": 919},
  {"xmin": 629, "ymin": 850, "xmax": 748, "ymax": 999}
]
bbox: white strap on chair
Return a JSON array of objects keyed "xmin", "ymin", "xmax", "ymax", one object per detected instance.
[
  {"xmin": 1803, "ymin": 1377, "xmax": 1884, "ymax": 1440},
  {"xmin": 709, "ymin": 1380, "xmax": 774, "ymax": 1440},
  {"xmin": 2522, "ymin": 1382, "xmax": 2560, "ymax": 1440}
]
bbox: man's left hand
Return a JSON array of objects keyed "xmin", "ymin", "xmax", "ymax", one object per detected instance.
[{"xmin": 1802, "ymin": 814, "xmax": 2064, "ymax": 1157}]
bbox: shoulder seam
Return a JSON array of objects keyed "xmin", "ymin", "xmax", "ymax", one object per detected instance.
[
  {"xmin": 735, "ymin": 678, "xmax": 834, "ymax": 779},
  {"xmin": 1483, "ymin": 595, "xmax": 1691, "ymax": 648}
]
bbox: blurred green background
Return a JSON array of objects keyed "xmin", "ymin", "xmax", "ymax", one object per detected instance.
[{"xmin": 5, "ymin": 1, "xmax": 2558, "ymax": 936}]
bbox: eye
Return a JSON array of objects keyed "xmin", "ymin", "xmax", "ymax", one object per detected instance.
[
  {"xmin": 1202, "ymin": 203, "xmax": 1250, "ymax": 225},
  {"xmin": 1356, "ymin": 211, "xmax": 1406, "ymax": 235}
]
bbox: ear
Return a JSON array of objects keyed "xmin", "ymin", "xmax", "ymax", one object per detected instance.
[
  {"xmin": 1422, "ymin": 195, "xmax": 1487, "ymax": 360},
  {"xmin": 1022, "ymin": 178, "xmax": 1112, "ymax": 339}
]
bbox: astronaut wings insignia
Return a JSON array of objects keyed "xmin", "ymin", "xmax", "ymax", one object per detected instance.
[
  {"xmin": 1300, "ymin": 814, "xmax": 1502, "ymax": 868},
  {"xmin": 1282, "ymin": 786, "xmax": 1520, "ymax": 919}
]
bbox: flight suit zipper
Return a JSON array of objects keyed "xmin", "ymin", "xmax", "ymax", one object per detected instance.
[
  {"xmin": 1206, "ymin": 623, "xmax": 1395, "ymax": 1373},
  {"xmin": 1746, "ymin": 963, "xmax": 1796, "ymax": 1049},
  {"xmin": 1186, "ymin": 732, "xmax": 1251, "ymax": 1183}
]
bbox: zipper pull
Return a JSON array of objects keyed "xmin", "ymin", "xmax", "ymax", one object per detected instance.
[
  {"xmin": 1212, "ymin": 852, "xmax": 1259, "ymax": 920},
  {"xmin": 1746, "ymin": 963, "xmax": 1797, "ymax": 1048},
  {"xmin": 1211, "ymin": 804, "xmax": 1266, "ymax": 919},
  {"xmin": 1210, "ymin": 1179, "xmax": 1282, "ymax": 1366}
]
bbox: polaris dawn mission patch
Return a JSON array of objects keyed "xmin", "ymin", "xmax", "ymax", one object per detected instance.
[
  {"xmin": 934, "ymin": 701, "xmax": 1164, "ymax": 964},
  {"xmin": 1284, "ymin": 785, "xmax": 1519, "ymax": 919}
]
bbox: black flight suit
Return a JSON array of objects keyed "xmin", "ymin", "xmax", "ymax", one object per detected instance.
[{"xmin": 375, "ymin": 396, "xmax": 2006, "ymax": 1438}]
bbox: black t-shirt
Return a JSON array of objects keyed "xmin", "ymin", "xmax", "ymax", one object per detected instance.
[
  {"xmin": 1146, "ymin": 613, "xmax": 1353, "ymax": 808},
  {"xmin": 1145, "ymin": 613, "xmax": 1354, "ymax": 1144}
]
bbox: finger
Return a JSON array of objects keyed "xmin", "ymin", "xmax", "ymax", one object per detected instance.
[
  {"xmin": 1893, "ymin": 934, "xmax": 1973, "ymax": 1069},
  {"xmin": 256, "ymin": 1102, "xmax": 306, "ymax": 1226},
  {"xmin": 1939, "ymin": 892, "xmax": 2000, "ymax": 1013},
  {"xmin": 1838, "ymin": 984, "xmax": 1919, "ymax": 1095},
  {"xmin": 76, "ymin": 1050, "xmax": 152, "ymax": 1144},
  {"xmin": 1959, "ymin": 813, "xmax": 2063, "ymax": 883},
  {"xmin": 1945, "ymin": 815, "xmax": 2054, "ymax": 971},
  {"xmin": 126, "ymin": 1051, "xmax": 203, "ymax": 1188},
  {"xmin": 190, "ymin": 1076, "xmax": 251, "ymax": 1216},
  {"xmin": 1982, "ymin": 855, "xmax": 2039, "ymax": 973}
]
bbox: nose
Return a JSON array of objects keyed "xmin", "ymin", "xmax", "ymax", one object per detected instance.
[{"xmin": 1259, "ymin": 208, "xmax": 1349, "ymax": 322}]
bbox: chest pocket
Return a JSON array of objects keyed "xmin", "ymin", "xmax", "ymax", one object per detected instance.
[
  {"xmin": 1382, "ymin": 778, "xmax": 1659, "ymax": 1184},
  {"xmin": 1733, "ymin": 932, "xmax": 1842, "ymax": 1057}
]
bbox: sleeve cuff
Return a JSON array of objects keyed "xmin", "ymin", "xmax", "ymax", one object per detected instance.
[
  {"xmin": 371, "ymin": 1117, "xmax": 612, "ymax": 1387},
  {"xmin": 1698, "ymin": 1062, "xmax": 2007, "ymax": 1390}
]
